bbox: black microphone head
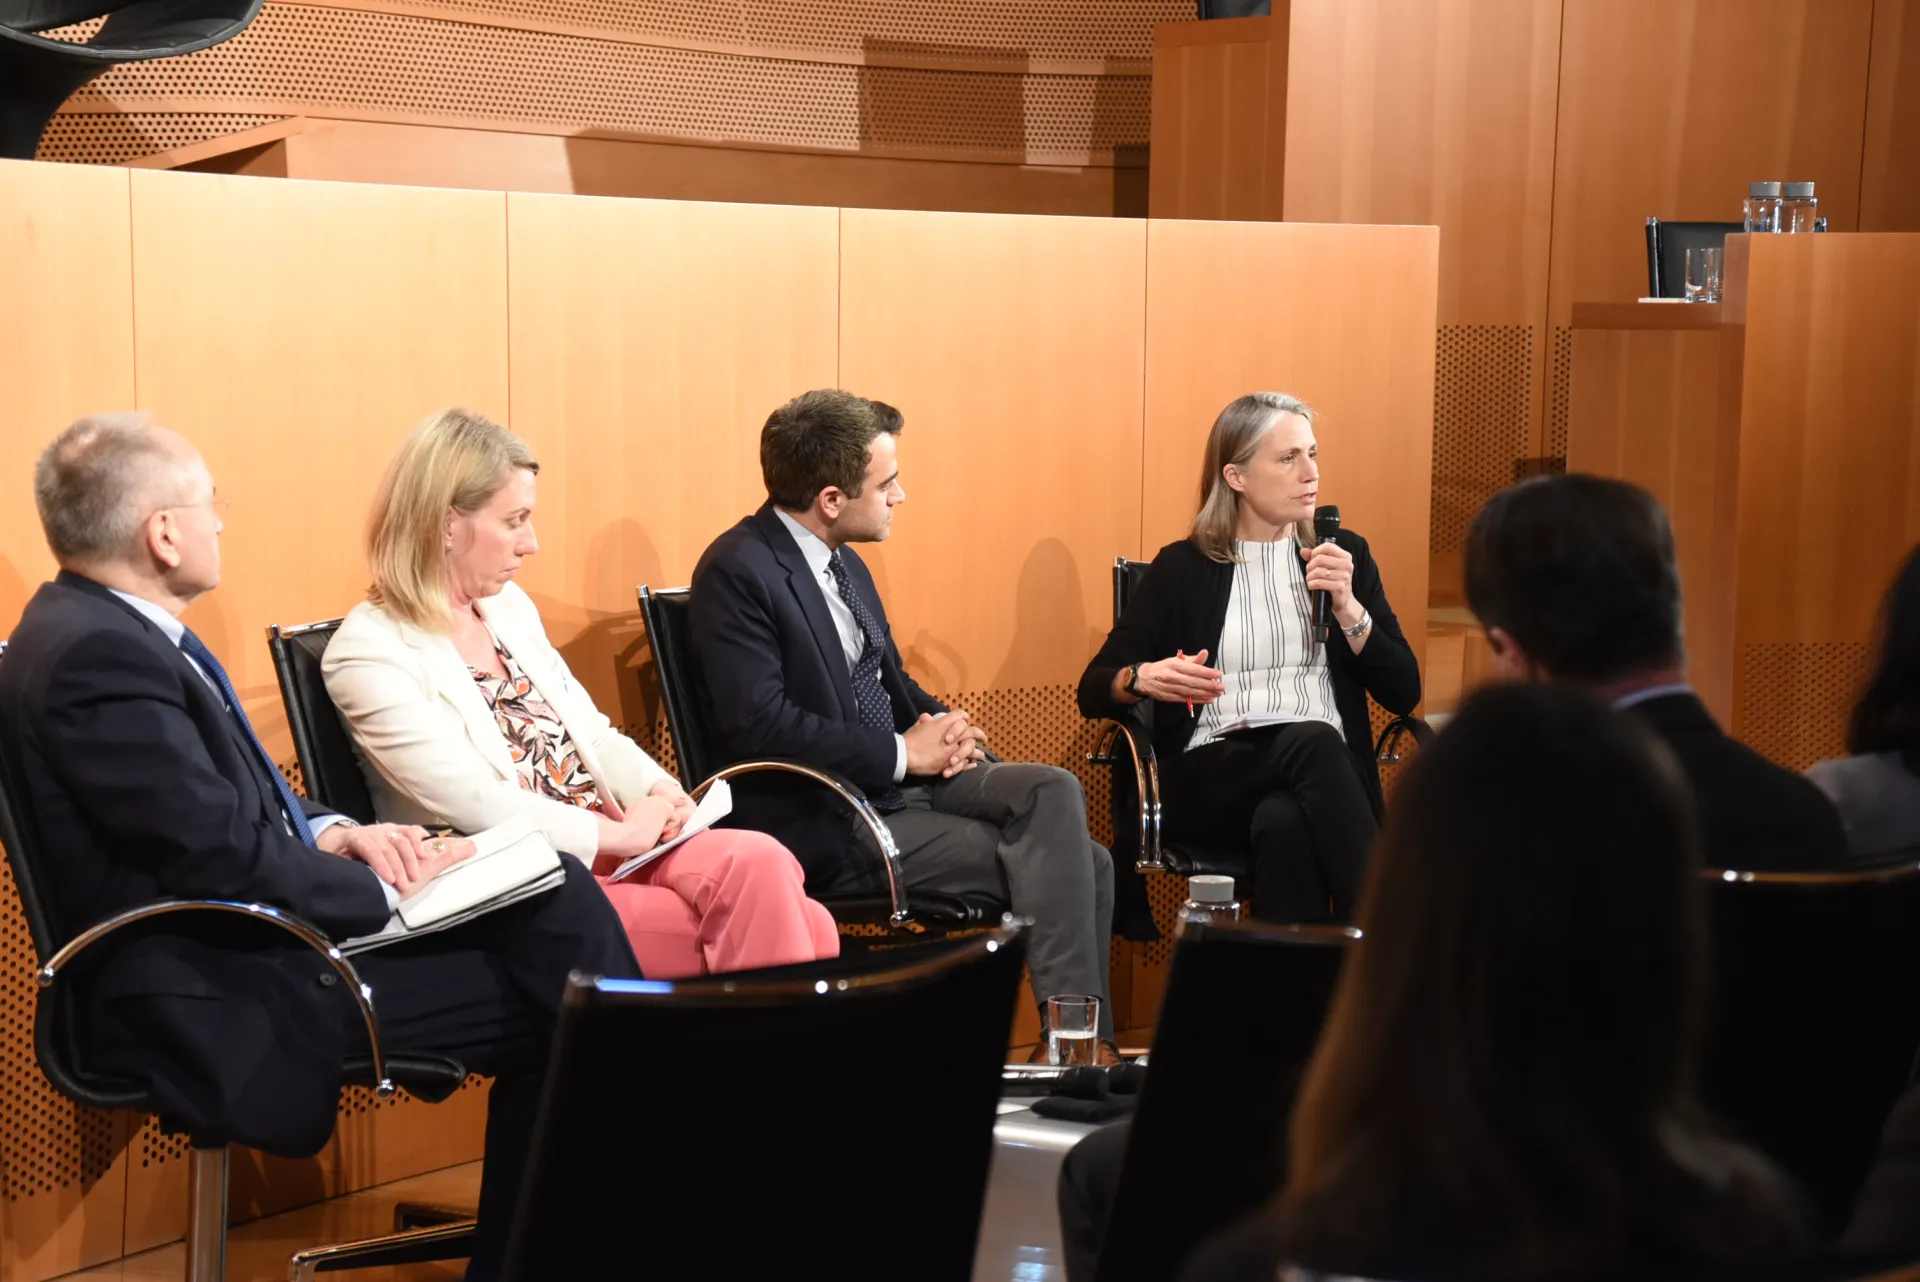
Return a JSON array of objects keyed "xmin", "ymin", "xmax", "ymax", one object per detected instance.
[{"xmin": 1313, "ymin": 505, "xmax": 1342, "ymax": 540}]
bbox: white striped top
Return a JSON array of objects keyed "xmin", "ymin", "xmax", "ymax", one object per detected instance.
[{"xmin": 1187, "ymin": 536, "xmax": 1342, "ymax": 752}]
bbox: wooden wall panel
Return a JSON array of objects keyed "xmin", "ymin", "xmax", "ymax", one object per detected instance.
[
  {"xmin": 504, "ymin": 192, "xmax": 839, "ymax": 717},
  {"xmin": 1730, "ymin": 233, "xmax": 1920, "ymax": 769},
  {"xmin": 1142, "ymin": 219, "xmax": 1439, "ymax": 655},
  {"xmin": 837, "ymin": 207, "xmax": 1148, "ymax": 693},
  {"xmin": 1148, "ymin": 15, "xmax": 1290, "ymax": 221},
  {"xmin": 1281, "ymin": 0, "xmax": 1563, "ymax": 566},
  {"xmin": 1565, "ymin": 306, "xmax": 1744, "ymax": 724},
  {"xmin": 0, "ymin": 162, "xmax": 136, "ymax": 635},
  {"xmin": 1284, "ymin": 0, "xmax": 1561, "ymax": 329},
  {"xmin": 193, "ymin": 120, "xmax": 1146, "ymax": 217},
  {"xmin": 1546, "ymin": 0, "xmax": 1875, "ymax": 326},
  {"xmin": 0, "ymin": 158, "xmax": 140, "ymax": 1282},
  {"xmin": 127, "ymin": 169, "xmax": 510, "ymax": 746},
  {"xmin": 1862, "ymin": 0, "xmax": 1920, "ymax": 232}
]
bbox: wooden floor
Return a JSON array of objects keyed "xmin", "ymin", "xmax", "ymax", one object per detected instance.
[{"xmin": 52, "ymin": 1163, "xmax": 481, "ymax": 1281}]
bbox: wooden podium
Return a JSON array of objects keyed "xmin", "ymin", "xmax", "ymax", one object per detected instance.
[{"xmin": 1566, "ymin": 233, "xmax": 1920, "ymax": 769}]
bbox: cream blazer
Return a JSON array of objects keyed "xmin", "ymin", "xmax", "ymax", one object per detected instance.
[{"xmin": 321, "ymin": 581, "xmax": 674, "ymax": 858}]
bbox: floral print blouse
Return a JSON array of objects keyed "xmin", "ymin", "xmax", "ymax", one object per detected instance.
[{"xmin": 469, "ymin": 637, "xmax": 601, "ymax": 811}]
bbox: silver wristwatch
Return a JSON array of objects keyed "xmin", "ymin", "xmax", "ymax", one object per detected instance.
[{"xmin": 1343, "ymin": 611, "xmax": 1372, "ymax": 639}]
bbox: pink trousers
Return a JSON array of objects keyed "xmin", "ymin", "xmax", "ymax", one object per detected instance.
[{"xmin": 592, "ymin": 829, "xmax": 840, "ymax": 978}]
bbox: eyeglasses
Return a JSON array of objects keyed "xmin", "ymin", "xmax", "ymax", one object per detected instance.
[{"xmin": 161, "ymin": 496, "xmax": 232, "ymax": 518}]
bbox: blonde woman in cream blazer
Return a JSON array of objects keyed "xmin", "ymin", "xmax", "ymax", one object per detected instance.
[{"xmin": 324, "ymin": 408, "xmax": 838, "ymax": 977}]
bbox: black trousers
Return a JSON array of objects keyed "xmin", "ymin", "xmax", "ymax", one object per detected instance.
[
  {"xmin": 1160, "ymin": 720, "xmax": 1377, "ymax": 922},
  {"xmin": 342, "ymin": 853, "xmax": 640, "ymax": 1281}
]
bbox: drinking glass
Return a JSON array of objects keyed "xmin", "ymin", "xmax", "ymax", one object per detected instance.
[
  {"xmin": 1684, "ymin": 246, "xmax": 1723, "ymax": 303},
  {"xmin": 1046, "ymin": 994, "xmax": 1100, "ymax": 1066}
]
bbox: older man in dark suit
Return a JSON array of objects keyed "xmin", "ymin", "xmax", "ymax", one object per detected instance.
[
  {"xmin": 688, "ymin": 390, "xmax": 1116, "ymax": 1048},
  {"xmin": 0, "ymin": 413, "xmax": 638, "ymax": 1281}
]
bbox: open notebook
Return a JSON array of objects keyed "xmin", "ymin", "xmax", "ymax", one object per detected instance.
[
  {"xmin": 341, "ymin": 820, "xmax": 565, "ymax": 955},
  {"xmin": 606, "ymin": 780, "xmax": 733, "ymax": 883}
]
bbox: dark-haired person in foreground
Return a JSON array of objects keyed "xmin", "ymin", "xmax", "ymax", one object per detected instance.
[
  {"xmin": 1179, "ymin": 683, "xmax": 1810, "ymax": 1282},
  {"xmin": 1464, "ymin": 473, "xmax": 1845, "ymax": 872},
  {"xmin": 688, "ymin": 389, "xmax": 1116, "ymax": 1048},
  {"xmin": 1806, "ymin": 542, "xmax": 1920, "ymax": 863},
  {"xmin": 0, "ymin": 414, "xmax": 640, "ymax": 1282}
]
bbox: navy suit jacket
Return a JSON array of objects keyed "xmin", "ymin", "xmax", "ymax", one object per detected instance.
[
  {"xmin": 689, "ymin": 504, "xmax": 945, "ymax": 884},
  {"xmin": 0, "ymin": 572, "xmax": 392, "ymax": 1152}
]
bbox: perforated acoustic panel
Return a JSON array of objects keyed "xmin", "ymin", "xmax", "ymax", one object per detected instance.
[
  {"xmin": 47, "ymin": 0, "xmax": 1181, "ymax": 167},
  {"xmin": 1546, "ymin": 325, "xmax": 1573, "ymax": 464},
  {"xmin": 385, "ymin": 0, "xmax": 1192, "ymax": 66},
  {"xmin": 1738, "ymin": 642, "xmax": 1873, "ymax": 771},
  {"xmin": 1430, "ymin": 325, "xmax": 1536, "ymax": 554},
  {"xmin": 36, "ymin": 112, "xmax": 287, "ymax": 165},
  {"xmin": 0, "ymin": 861, "xmax": 123, "ymax": 1201}
]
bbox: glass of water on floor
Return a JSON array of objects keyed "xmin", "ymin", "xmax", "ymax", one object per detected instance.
[{"xmin": 1047, "ymin": 994, "xmax": 1100, "ymax": 1066}]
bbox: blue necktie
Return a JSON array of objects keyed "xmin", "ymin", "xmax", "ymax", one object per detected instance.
[
  {"xmin": 827, "ymin": 551, "xmax": 906, "ymax": 811},
  {"xmin": 178, "ymin": 628, "xmax": 318, "ymax": 847}
]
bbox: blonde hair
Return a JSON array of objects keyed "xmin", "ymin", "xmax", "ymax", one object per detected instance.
[
  {"xmin": 1189, "ymin": 391, "xmax": 1315, "ymax": 564},
  {"xmin": 366, "ymin": 407, "xmax": 539, "ymax": 630}
]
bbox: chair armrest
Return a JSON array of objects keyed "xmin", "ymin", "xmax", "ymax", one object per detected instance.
[
  {"xmin": 1086, "ymin": 706, "xmax": 1163, "ymax": 873},
  {"xmin": 1373, "ymin": 714, "xmax": 1435, "ymax": 764},
  {"xmin": 39, "ymin": 898, "xmax": 396, "ymax": 1099},
  {"xmin": 689, "ymin": 760, "xmax": 909, "ymax": 926}
]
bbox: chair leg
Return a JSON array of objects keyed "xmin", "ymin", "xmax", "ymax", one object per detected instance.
[{"xmin": 185, "ymin": 1144, "xmax": 228, "ymax": 1282}]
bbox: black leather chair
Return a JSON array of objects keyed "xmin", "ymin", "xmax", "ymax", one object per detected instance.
[
  {"xmin": 1088, "ymin": 556, "xmax": 1432, "ymax": 882},
  {"xmin": 1646, "ymin": 217, "xmax": 1744, "ymax": 299},
  {"xmin": 637, "ymin": 584, "xmax": 995, "ymax": 936},
  {"xmin": 2, "ymin": 0, "xmax": 265, "ymax": 159},
  {"xmin": 1699, "ymin": 859, "xmax": 1920, "ymax": 1238},
  {"xmin": 265, "ymin": 620, "xmax": 378, "ymax": 825},
  {"xmin": 0, "ymin": 645, "xmax": 475, "ymax": 1281},
  {"xmin": 1093, "ymin": 918, "xmax": 1354, "ymax": 1282},
  {"xmin": 499, "ymin": 921, "xmax": 1029, "ymax": 1282}
]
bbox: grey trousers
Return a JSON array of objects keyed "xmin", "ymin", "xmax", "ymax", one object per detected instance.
[{"xmin": 837, "ymin": 761, "xmax": 1116, "ymax": 1037}]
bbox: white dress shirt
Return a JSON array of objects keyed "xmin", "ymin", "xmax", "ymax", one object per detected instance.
[
  {"xmin": 108, "ymin": 589, "xmax": 358, "ymax": 851},
  {"xmin": 772, "ymin": 507, "xmax": 909, "ymax": 783}
]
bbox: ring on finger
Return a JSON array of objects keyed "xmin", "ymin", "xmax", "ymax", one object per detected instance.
[{"xmin": 428, "ymin": 838, "xmax": 447, "ymax": 855}]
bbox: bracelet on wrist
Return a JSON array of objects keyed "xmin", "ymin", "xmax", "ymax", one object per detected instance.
[{"xmin": 1343, "ymin": 610, "xmax": 1373, "ymax": 639}]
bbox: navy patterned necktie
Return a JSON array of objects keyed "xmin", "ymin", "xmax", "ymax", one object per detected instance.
[
  {"xmin": 178, "ymin": 628, "xmax": 318, "ymax": 847},
  {"xmin": 827, "ymin": 551, "xmax": 906, "ymax": 811}
]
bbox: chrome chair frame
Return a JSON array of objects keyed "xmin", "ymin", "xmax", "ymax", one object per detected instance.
[
  {"xmin": 689, "ymin": 756, "xmax": 910, "ymax": 925},
  {"xmin": 641, "ymin": 584, "xmax": 968, "ymax": 929},
  {"xmin": 1087, "ymin": 555, "xmax": 1434, "ymax": 874},
  {"xmin": 31, "ymin": 896, "xmax": 415, "ymax": 1282}
]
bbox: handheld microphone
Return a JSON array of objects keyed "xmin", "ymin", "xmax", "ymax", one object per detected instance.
[{"xmin": 1311, "ymin": 505, "xmax": 1342, "ymax": 643}]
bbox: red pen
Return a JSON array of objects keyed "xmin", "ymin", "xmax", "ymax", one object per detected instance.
[{"xmin": 1177, "ymin": 649, "xmax": 1194, "ymax": 715}]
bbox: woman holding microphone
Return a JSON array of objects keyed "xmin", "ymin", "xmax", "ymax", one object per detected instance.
[{"xmin": 1077, "ymin": 392, "xmax": 1420, "ymax": 922}]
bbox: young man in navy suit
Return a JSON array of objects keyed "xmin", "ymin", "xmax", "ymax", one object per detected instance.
[
  {"xmin": 689, "ymin": 390, "xmax": 1116, "ymax": 1052},
  {"xmin": 0, "ymin": 413, "xmax": 639, "ymax": 1280}
]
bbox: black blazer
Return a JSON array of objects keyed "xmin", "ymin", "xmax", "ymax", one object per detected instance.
[
  {"xmin": 1077, "ymin": 533, "xmax": 1420, "ymax": 815},
  {"xmin": 1624, "ymin": 693, "xmax": 1846, "ymax": 873},
  {"xmin": 688, "ymin": 504, "xmax": 947, "ymax": 884},
  {"xmin": 0, "ymin": 572, "xmax": 392, "ymax": 1154}
]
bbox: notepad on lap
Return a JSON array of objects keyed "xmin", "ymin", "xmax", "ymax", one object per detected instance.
[
  {"xmin": 341, "ymin": 820, "xmax": 565, "ymax": 954},
  {"xmin": 607, "ymin": 780, "xmax": 733, "ymax": 883}
]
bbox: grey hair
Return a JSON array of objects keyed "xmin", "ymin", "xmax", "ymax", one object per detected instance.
[
  {"xmin": 33, "ymin": 413, "xmax": 193, "ymax": 565},
  {"xmin": 1190, "ymin": 392, "xmax": 1316, "ymax": 563}
]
